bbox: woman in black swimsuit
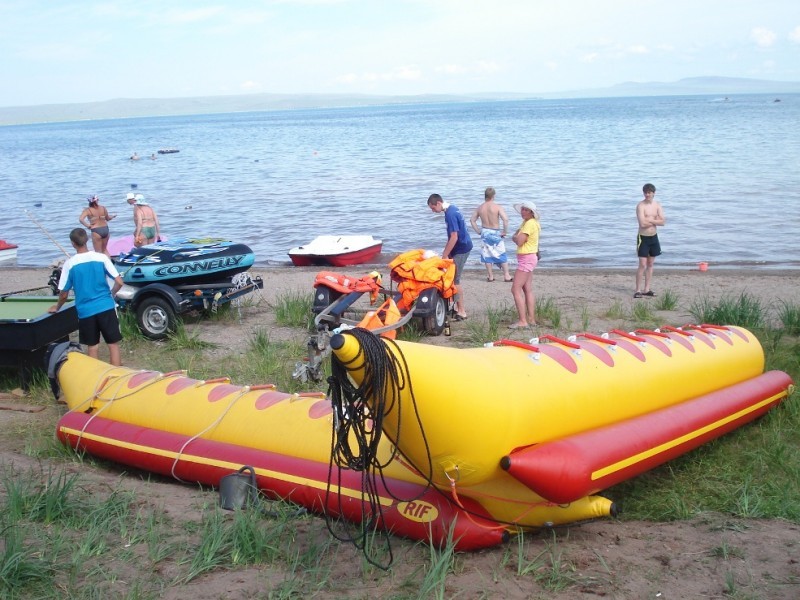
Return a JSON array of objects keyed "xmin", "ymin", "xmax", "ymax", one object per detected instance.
[{"xmin": 79, "ymin": 195, "xmax": 116, "ymax": 256}]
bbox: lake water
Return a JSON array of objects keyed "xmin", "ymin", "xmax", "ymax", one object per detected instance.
[{"xmin": 1, "ymin": 94, "xmax": 798, "ymax": 270}]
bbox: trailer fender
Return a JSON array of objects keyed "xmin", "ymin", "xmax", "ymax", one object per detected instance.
[{"xmin": 130, "ymin": 283, "xmax": 184, "ymax": 313}]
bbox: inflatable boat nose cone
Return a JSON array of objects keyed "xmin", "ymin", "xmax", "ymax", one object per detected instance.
[{"xmin": 330, "ymin": 333, "xmax": 345, "ymax": 350}]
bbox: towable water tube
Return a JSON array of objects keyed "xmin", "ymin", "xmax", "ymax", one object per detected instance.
[
  {"xmin": 52, "ymin": 324, "xmax": 793, "ymax": 553},
  {"xmin": 114, "ymin": 238, "xmax": 255, "ymax": 285}
]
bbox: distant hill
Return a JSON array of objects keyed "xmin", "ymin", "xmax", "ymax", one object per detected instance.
[
  {"xmin": 1, "ymin": 77, "xmax": 798, "ymax": 125},
  {"xmin": 0, "ymin": 92, "xmax": 514, "ymax": 126},
  {"xmin": 540, "ymin": 76, "xmax": 800, "ymax": 99}
]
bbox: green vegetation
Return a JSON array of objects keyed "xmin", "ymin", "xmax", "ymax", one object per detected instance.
[
  {"xmin": 464, "ymin": 301, "xmax": 515, "ymax": 345},
  {"xmin": 653, "ymin": 288, "xmax": 679, "ymax": 311},
  {"xmin": 271, "ymin": 288, "xmax": 313, "ymax": 328},
  {"xmin": 604, "ymin": 299, "xmax": 627, "ymax": 320},
  {"xmin": 688, "ymin": 292, "xmax": 766, "ymax": 329},
  {"xmin": 631, "ymin": 298, "xmax": 656, "ymax": 324},
  {"xmin": 778, "ymin": 300, "xmax": 800, "ymax": 335},
  {"xmin": 536, "ymin": 295, "xmax": 562, "ymax": 329}
]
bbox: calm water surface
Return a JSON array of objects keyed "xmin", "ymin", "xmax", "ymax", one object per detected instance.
[{"xmin": 1, "ymin": 94, "xmax": 798, "ymax": 270}]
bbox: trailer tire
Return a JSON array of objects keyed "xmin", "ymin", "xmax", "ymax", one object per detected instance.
[
  {"xmin": 136, "ymin": 297, "xmax": 176, "ymax": 340},
  {"xmin": 422, "ymin": 293, "xmax": 447, "ymax": 336}
]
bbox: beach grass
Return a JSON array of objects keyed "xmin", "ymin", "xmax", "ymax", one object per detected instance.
[
  {"xmin": 2, "ymin": 290, "xmax": 799, "ymax": 598},
  {"xmin": 271, "ymin": 288, "xmax": 313, "ymax": 329},
  {"xmin": 778, "ymin": 300, "xmax": 800, "ymax": 335},
  {"xmin": 688, "ymin": 291, "xmax": 766, "ymax": 329},
  {"xmin": 653, "ymin": 288, "xmax": 678, "ymax": 311}
]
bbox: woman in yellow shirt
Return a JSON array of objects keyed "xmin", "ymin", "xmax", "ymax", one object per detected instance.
[{"xmin": 509, "ymin": 201, "xmax": 540, "ymax": 328}]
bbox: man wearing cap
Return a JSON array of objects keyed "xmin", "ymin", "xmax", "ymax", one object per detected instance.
[
  {"xmin": 427, "ymin": 193, "xmax": 473, "ymax": 320},
  {"xmin": 509, "ymin": 201, "xmax": 541, "ymax": 329}
]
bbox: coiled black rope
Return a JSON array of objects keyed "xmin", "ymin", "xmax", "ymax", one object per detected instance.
[
  {"xmin": 324, "ymin": 330, "xmax": 609, "ymax": 567},
  {"xmin": 324, "ymin": 327, "xmax": 434, "ymax": 569}
]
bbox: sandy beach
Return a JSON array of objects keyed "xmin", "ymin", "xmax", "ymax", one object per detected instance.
[{"xmin": 3, "ymin": 264, "xmax": 798, "ymax": 332}]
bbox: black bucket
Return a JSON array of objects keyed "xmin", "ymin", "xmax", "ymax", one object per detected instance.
[{"xmin": 219, "ymin": 465, "xmax": 258, "ymax": 510}]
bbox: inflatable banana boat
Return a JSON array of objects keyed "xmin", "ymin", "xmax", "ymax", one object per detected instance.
[
  {"xmin": 52, "ymin": 324, "xmax": 793, "ymax": 551},
  {"xmin": 327, "ymin": 325, "xmax": 793, "ymax": 530}
]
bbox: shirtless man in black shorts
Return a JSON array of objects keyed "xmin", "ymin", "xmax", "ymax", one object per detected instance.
[{"xmin": 634, "ymin": 183, "xmax": 665, "ymax": 298}]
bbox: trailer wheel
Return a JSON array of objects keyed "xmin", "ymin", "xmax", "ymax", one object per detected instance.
[
  {"xmin": 422, "ymin": 293, "xmax": 447, "ymax": 336},
  {"xmin": 136, "ymin": 297, "xmax": 176, "ymax": 340}
]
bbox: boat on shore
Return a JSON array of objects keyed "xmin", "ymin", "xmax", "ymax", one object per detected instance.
[
  {"xmin": 114, "ymin": 238, "xmax": 255, "ymax": 285},
  {"xmin": 0, "ymin": 239, "xmax": 18, "ymax": 263},
  {"xmin": 50, "ymin": 322, "xmax": 792, "ymax": 553},
  {"xmin": 327, "ymin": 324, "xmax": 793, "ymax": 528},
  {"xmin": 288, "ymin": 235, "xmax": 382, "ymax": 267}
]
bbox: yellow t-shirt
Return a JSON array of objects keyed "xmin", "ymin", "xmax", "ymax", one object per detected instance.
[{"xmin": 516, "ymin": 218, "xmax": 540, "ymax": 255}]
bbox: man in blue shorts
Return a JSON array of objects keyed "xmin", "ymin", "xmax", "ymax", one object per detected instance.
[
  {"xmin": 427, "ymin": 193, "xmax": 473, "ymax": 320},
  {"xmin": 49, "ymin": 228, "xmax": 124, "ymax": 365},
  {"xmin": 634, "ymin": 183, "xmax": 666, "ymax": 298}
]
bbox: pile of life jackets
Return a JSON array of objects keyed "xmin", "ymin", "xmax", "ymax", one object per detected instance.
[
  {"xmin": 313, "ymin": 270, "xmax": 400, "ymax": 338},
  {"xmin": 388, "ymin": 249, "xmax": 456, "ymax": 312},
  {"xmin": 312, "ymin": 250, "xmax": 455, "ymax": 338}
]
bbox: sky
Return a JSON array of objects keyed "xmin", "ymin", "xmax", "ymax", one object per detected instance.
[{"xmin": 1, "ymin": 0, "xmax": 799, "ymax": 107}]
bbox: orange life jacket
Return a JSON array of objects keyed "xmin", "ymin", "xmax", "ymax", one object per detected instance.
[
  {"xmin": 313, "ymin": 271, "xmax": 382, "ymax": 303},
  {"xmin": 388, "ymin": 249, "xmax": 456, "ymax": 312},
  {"xmin": 356, "ymin": 297, "xmax": 402, "ymax": 339}
]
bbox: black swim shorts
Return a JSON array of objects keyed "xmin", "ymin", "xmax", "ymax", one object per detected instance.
[
  {"xmin": 636, "ymin": 233, "xmax": 661, "ymax": 258},
  {"xmin": 78, "ymin": 307, "xmax": 122, "ymax": 346}
]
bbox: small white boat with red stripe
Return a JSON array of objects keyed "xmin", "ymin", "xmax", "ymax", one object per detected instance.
[
  {"xmin": 288, "ymin": 235, "xmax": 382, "ymax": 267},
  {"xmin": 0, "ymin": 239, "xmax": 18, "ymax": 263}
]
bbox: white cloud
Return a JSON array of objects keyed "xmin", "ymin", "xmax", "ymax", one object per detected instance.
[
  {"xmin": 475, "ymin": 60, "xmax": 501, "ymax": 74},
  {"xmin": 335, "ymin": 73, "xmax": 358, "ymax": 84},
  {"xmin": 789, "ymin": 26, "xmax": 800, "ymax": 44},
  {"xmin": 751, "ymin": 27, "xmax": 776, "ymax": 48},
  {"xmin": 393, "ymin": 66, "xmax": 422, "ymax": 81},
  {"xmin": 581, "ymin": 53, "xmax": 599, "ymax": 63},
  {"xmin": 161, "ymin": 8, "xmax": 225, "ymax": 24},
  {"xmin": 240, "ymin": 80, "xmax": 259, "ymax": 90},
  {"xmin": 436, "ymin": 64, "xmax": 468, "ymax": 75},
  {"xmin": 627, "ymin": 45, "xmax": 649, "ymax": 55},
  {"xmin": 336, "ymin": 66, "xmax": 422, "ymax": 85},
  {"xmin": 16, "ymin": 42, "xmax": 90, "ymax": 62},
  {"xmin": 435, "ymin": 61, "xmax": 501, "ymax": 76}
]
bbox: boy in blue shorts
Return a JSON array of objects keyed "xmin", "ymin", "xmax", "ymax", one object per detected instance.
[{"xmin": 49, "ymin": 228, "xmax": 124, "ymax": 365}]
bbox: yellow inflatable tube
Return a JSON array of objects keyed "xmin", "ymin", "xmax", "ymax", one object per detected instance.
[{"xmin": 329, "ymin": 325, "xmax": 765, "ymax": 489}]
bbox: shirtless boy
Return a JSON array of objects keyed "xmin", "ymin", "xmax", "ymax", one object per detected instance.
[
  {"xmin": 634, "ymin": 183, "xmax": 666, "ymax": 298},
  {"xmin": 470, "ymin": 187, "xmax": 512, "ymax": 282}
]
